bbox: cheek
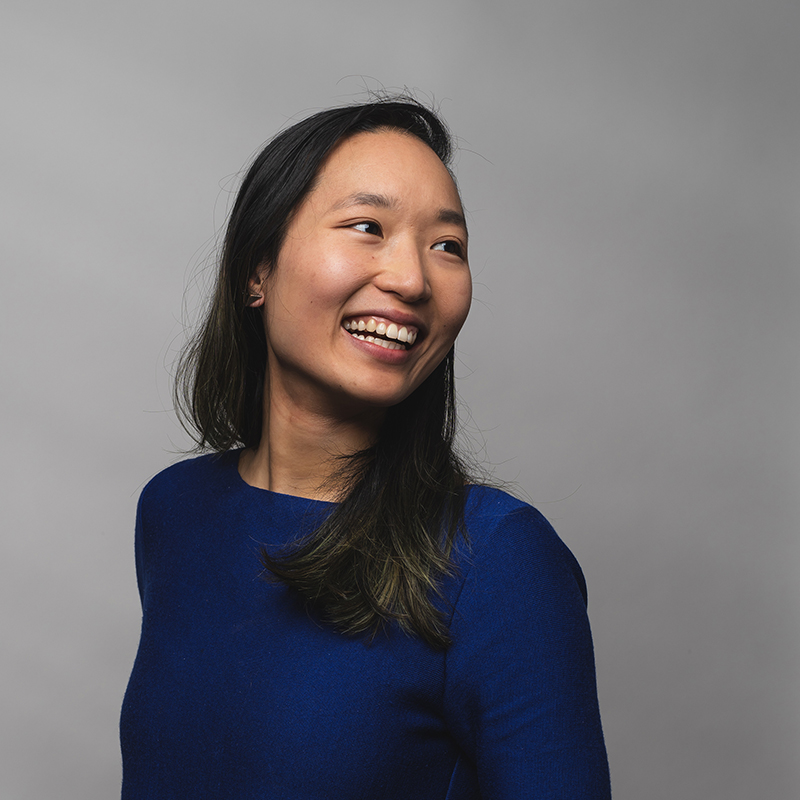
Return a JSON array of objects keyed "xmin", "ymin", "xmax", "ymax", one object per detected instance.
[
  {"xmin": 267, "ymin": 254, "xmax": 331, "ymax": 317},
  {"xmin": 285, "ymin": 243, "xmax": 370, "ymax": 306},
  {"xmin": 319, "ymin": 249, "xmax": 375, "ymax": 295},
  {"xmin": 443, "ymin": 271, "xmax": 473, "ymax": 332}
]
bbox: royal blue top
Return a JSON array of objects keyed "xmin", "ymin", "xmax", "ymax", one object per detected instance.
[{"xmin": 120, "ymin": 451, "xmax": 611, "ymax": 798}]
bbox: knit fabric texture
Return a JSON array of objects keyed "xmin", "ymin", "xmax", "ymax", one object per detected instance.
[{"xmin": 120, "ymin": 451, "xmax": 611, "ymax": 798}]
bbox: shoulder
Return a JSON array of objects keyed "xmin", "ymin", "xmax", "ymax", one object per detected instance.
[
  {"xmin": 462, "ymin": 485, "xmax": 575, "ymax": 565},
  {"xmin": 140, "ymin": 450, "xmax": 238, "ymax": 496},
  {"xmin": 137, "ymin": 450, "xmax": 239, "ymax": 521},
  {"xmin": 458, "ymin": 485, "xmax": 588, "ymax": 606},
  {"xmin": 463, "ymin": 484, "xmax": 531, "ymax": 519}
]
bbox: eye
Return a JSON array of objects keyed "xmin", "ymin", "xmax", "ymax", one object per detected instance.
[
  {"xmin": 351, "ymin": 221, "xmax": 383, "ymax": 236},
  {"xmin": 432, "ymin": 239, "xmax": 465, "ymax": 258}
]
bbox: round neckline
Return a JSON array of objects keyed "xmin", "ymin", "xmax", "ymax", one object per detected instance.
[{"xmin": 230, "ymin": 448, "xmax": 336, "ymax": 506}]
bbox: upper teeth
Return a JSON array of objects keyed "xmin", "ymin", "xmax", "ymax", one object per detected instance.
[{"xmin": 343, "ymin": 317, "xmax": 418, "ymax": 346}]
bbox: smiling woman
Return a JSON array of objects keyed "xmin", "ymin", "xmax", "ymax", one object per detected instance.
[{"xmin": 120, "ymin": 98, "xmax": 611, "ymax": 799}]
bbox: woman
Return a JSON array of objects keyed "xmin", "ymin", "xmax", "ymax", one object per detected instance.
[{"xmin": 120, "ymin": 98, "xmax": 611, "ymax": 799}]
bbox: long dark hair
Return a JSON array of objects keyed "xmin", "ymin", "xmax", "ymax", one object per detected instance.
[{"xmin": 175, "ymin": 98, "xmax": 470, "ymax": 649}]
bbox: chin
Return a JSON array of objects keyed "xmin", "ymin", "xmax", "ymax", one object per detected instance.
[
  {"xmin": 340, "ymin": 382, "xmax": 419, "ymax": 413},
  {"xmin": 356, "ymin": 391, "xmax": 414, "ymax": 411}
]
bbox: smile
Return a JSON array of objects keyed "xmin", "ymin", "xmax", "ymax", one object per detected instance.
[{"xmin": 343, "ymin": 317, "xmax": 419, "ymax": 350}]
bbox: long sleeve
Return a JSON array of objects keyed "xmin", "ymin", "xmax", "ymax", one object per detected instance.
[
  {"xmin": 443, "ymin": 502, "xmax": 611, "ymax": 799},
  {"xmin": 133, "ymin": 492, "xmax": 147, "ymax": 606}
]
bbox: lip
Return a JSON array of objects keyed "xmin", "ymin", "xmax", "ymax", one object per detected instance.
[{"xmin": 342, "ymin": 326, "xmax": 416, "ymax": 365}]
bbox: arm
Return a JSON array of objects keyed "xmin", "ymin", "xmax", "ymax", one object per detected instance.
[{"xmin": 443, "ymin": 504, "xmax": 611, "ymax": 799}]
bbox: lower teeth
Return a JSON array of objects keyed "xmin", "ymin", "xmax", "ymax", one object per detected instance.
[{"xmin": 349, "ymin": 332, "xmax": 406, "ymax": 350}]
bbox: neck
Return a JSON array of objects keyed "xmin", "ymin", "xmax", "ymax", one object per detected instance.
[{"xmin": 238, "ymin": 378, "xmax": 385, "ymax": 502}]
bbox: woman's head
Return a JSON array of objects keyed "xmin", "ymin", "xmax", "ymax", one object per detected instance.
[
  {"xmin": 178, "ymin": 97, "xmax": 469, "ymax": 450},
  {"xmin": 248, "ymin": 126, "xmax": 471, "ymax": 420}
]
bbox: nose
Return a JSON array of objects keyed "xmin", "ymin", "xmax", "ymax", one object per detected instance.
[{"xmin": 373, "ymin": 239, "xmax": 432, "ymax": 303}]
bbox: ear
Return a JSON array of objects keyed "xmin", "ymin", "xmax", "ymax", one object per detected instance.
[{"xmin": 246, "ymin": 270, "xmax": 266, "ymax": 308}]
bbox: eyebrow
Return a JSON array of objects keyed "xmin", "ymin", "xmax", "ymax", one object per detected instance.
[
  {"xmin": 331, "ymin": 192, "xmax": 468, "ymax": 231},
  {"xmin": 437, "ymin": 208, "xmax": 468, "ymax": 230},
  {"xmin": 331, "ymin": 192, "xmax": 396, "ymax": 212}
]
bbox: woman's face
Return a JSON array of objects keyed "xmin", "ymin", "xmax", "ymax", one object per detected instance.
[{"xmin": 254, "ymin": 129, "xmax": 472, "ymax": 419}]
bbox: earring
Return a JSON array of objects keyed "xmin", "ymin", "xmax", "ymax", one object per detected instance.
[{"xmin": 246, "ymin": 292, "xmax": 262, "ymax": 307}]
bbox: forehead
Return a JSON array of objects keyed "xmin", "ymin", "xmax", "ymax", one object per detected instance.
[{"xmin": 311, "ymin": 129, "xmax": 462, "ymax": 209}]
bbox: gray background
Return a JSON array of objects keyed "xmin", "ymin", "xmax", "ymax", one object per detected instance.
[{"xmin": 1, "ymin": 1, "xmax": 797, "ymax": 798}]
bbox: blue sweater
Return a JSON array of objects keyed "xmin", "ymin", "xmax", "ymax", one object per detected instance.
[{"xmin": 120, "ymin": 451, "xmax": 611, "ymax": 798}]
